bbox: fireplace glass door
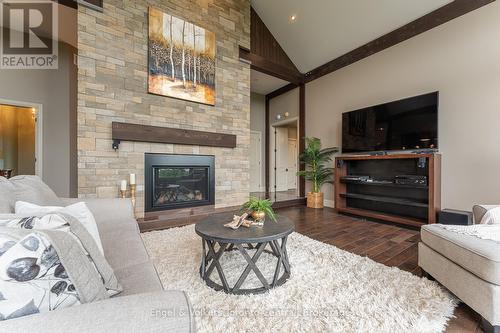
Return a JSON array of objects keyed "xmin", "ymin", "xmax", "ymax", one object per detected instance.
[{"xmin": 152, "ymin": 166, "xmax": 209, "ymax": 209}]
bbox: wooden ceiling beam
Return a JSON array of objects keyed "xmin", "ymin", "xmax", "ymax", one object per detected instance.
[
  {"xmin": 266, "ymin": 83, "xmax": 298, "ymax": 100},
  {"xmin": 239, "ymin": 47, "xmax": 303, "ymax": 85},
  {"xmin": 52, "ymin": 0, "xmax": 103, "ymax": 11}
]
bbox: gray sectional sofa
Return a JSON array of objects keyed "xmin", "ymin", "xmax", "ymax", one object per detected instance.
[
  {"xmin": 419, "ymin": 205, "xmax": 500, "ymax": 333},
  {"xmin": 0, "ymin": 176, "xmax": 195, "ymax": 332}
]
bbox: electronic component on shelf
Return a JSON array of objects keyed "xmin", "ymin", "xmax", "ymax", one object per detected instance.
[
  {"xmin": 341, "ymin": 175, "xmax": 370, "ymax": 182},
  {"xmin": 394, "ymin": 175, "xmax": 427, "ymax": 185}
]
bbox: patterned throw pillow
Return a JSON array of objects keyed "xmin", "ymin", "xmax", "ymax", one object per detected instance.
[
  {"xmin": 0, "ymin": 214, "xmax": 121, "ymax": 297},
  {"xmin": 0, "ymin": 213, "xmax": 122, "ymax": 321},
  {"xmin": 14, "ymin": 201, "xmax": 104, "ymax": 254},
  {"xmin": 0, "ymin": 231, "xmax": 80, "ymax": 320}
]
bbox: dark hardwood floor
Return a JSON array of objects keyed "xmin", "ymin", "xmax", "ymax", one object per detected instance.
[{"xmin": 277, "ymin": 206, "xmax": 483, "ymax": 333}]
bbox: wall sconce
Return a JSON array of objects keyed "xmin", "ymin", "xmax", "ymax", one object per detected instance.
[{"xmin": 276, "ymin": 112, "xmax": 290, "ymax": 121}]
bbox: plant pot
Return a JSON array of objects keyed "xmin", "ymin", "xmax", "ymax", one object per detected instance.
[
  {"xmin": 307, "ymin": 192, "xmax": 324, "ymax": 209},
  {"xmin": 251, "ymin": 210, "xmax": 266, "ymax": 222}
]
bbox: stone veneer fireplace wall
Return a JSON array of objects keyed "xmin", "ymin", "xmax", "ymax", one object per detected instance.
[{"xmin": 77, "ymin": 0, "xmax": 251, "ymax": 217}]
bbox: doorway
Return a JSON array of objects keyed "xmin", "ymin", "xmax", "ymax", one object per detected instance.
[
  {"xmin": 269, "ymin": 117, "xmax": 299, "ymax": 201},
  {"xmin": 287, "ymin": 138, "xmax": 297, "ymax": 190},
  {"xmin": 249, "ymin": 130, "xmax": 263, "ymax": 192},
  {"xmin": 249, "ymin": 69, "xmax": 290, "ymax": 200},
  {"xmin": 0, "ymin": 101, "xmax": 42, "ymax": 178}
]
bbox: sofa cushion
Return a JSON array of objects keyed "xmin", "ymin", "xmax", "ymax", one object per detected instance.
[
  {"xmin": 0, "ymin": 291, "xmax": 194, "ymax": 333},
  {"xmin": 421, "ymin": 224, "xmax": 500, "ymax": 285},
  {"xmin": 114, "ymin": 262, "xmax": 163, "ymax": 296},
  {"xmin": 98, "ymin": 220, "xmax": 150, "ymax": 272},
  {"xmin": 0, "ymin": 178, "xmax": 15, "ymax": 213},
  {"xmin": 97, "ymin": 220, "xmax": 164, "ymax": 297},
  {"xmin": 9, "ymin": 176, "xmax": 62, "ymax": 206}
]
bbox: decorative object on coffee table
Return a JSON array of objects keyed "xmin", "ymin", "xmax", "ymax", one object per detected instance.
[
  {"xmin": 196, "ymin": 212, "xmax": 294, "ymax": 294},
  {"xmin": 241, "ymin": 197, "xmax": 277, "ymax": 226},
  {"xmin": 297, "ymin": 137, "xmax": 338, "ymax": 208},
  {"xmin": 224, "ymin": 213, "xmax": 252, "ymax": 229},
  {"xmin": 0, "ymin": 169, "xmax": 13, "ymax": 179}
]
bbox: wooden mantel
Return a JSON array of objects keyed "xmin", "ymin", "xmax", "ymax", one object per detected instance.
[{"xmin": 111, "ymin": 122, "xmax": 237, "ymax": 150}]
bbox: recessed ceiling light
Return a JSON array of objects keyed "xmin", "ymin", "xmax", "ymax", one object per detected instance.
[{"xmin": 289, "ymin": 14, "xmax": 297, "ymax": 22}]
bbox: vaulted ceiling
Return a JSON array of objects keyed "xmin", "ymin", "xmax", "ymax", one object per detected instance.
[
  {"xmin": 250, "ymin": 69, "xmax": 288, "ymax": 95},
  {"xmin": 251, "ymin": 0, "xmax": 454, "ymax": 73}
]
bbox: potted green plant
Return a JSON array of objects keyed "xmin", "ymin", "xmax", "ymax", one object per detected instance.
[
  {"xmin": 241, "ymin": 197, "xmax": 277, "ymax": 224},
  {"xmin": 297, "ymin": 137, "xmax": 339, "ymax": 208}
]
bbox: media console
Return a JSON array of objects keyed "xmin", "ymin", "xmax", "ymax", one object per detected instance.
[{"xmin": 334, "ymin": 153, "xmax": 441, "ymax": 227}]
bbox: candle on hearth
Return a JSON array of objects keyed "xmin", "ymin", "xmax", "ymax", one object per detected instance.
[
  {"xmin": 130, "ymin": 173, "xmax": 136, "ymax": 185},
  {"xmin": 120, "ymin": 180, "xmax": 127, "ymax": 191}
]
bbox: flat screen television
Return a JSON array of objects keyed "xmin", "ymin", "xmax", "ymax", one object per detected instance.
[{"xmin": 342, "ymin": 92, "xmax": 438, "ymax": 153}]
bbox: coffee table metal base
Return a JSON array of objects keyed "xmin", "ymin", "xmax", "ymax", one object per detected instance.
[{"xmin": 199, "ymin": 237, "xmax": 291, "ymax": 295}]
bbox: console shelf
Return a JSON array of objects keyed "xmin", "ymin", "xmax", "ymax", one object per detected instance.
[
  {"xmin": 339, "ymin": 193, "xmax": 429, "ymax": 208},
  {"xmin": 340, "ymin": 179, "xmax": 428, "ymax": 189},
  {"xmin": 335, "ymin": 153, "xmax": 441, "ymax": 226}
]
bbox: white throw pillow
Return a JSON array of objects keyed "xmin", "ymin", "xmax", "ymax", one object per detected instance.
[
  {"xmin": 480, "ymin": 207, "xmax": 500, "ymax": 225},
  {"xmin": 14, "ymin": 202, "xmax": 104, "ymax": 254}
]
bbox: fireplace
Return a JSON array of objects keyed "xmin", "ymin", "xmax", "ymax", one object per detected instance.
[{"xmin": 145, "ymin": 153, "xmax": 215, "ymax": 212}]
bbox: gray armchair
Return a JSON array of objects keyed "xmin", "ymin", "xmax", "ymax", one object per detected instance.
[{"xmin": 419, "ymin": 205, "xmax": 500, "ymax": 333}]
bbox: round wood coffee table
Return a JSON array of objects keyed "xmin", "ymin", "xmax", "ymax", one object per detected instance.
[{"xmin": 195, "ymin": 212, "xmax": 294, "ymax": 294}]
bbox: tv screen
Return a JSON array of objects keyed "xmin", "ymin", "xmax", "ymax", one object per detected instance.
[{"xmin": 342, "ymin": 92, "xmax": 438, "ymax": 153}]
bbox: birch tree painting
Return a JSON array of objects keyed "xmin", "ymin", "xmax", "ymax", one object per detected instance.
[{"xmin": 148, "ymin": 7, "xmax": 216, "ymax": 105}]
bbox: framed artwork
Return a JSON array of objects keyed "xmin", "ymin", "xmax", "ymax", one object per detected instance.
[{"xmin": 148, "ymin": 7, "xmax": 216, "ymax": 105}]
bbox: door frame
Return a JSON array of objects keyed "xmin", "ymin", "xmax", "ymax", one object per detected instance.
[
  {"xmin": 265, "ymin": 84, "xmax": 305, "ymax": 197},
  {"xmin": 250, "ymin": 130, "xmax": 263, "ymax": 192},
  {"xmin": 0, "ymin": 98, "xmax": 43, "ymax": 178},
  {"xmin": 287, "ymin": 138, "xmax": 297, "ymax": 190},
  {"xmin": 271, "ymin": 121, "xmax": 299, "ymax": 193}
]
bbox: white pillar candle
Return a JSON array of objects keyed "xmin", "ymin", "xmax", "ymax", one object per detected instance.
[
  {"xmin": 130, "ymin": 173, "xmax": 136, "ymax": 185},
  {"xmin": 120, "ymin": 180, "xmax": 127, "ymax": 191}
]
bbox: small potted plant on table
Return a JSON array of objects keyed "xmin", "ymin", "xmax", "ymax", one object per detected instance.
[
  {"xmin": 241, "ymin": 197, "xmax": 277, "ymax": 226},
  {"xmin": 297, "ymin": 137, "xmax": 338, "ymax": 208}
]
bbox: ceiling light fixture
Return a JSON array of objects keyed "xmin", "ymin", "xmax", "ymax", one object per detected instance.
[{"xmin": 289, "ymin": 14, "xmax": 297, "ymax": 22}]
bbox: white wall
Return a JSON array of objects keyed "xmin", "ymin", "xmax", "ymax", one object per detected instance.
[
  {"xmin": 250, "ymin": 92, "xmax": 266, "ymax": 189},
  {"xmin": 306, "ymin": 2, "xmax": 500, "ymax": 210}
]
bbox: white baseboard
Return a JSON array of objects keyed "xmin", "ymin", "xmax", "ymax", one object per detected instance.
[{"xmin": 324, "ymin": 199, "xmax": 335, "ymax": 208}]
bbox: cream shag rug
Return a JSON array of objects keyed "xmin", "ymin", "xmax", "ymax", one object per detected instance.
[{"xmin": 142, "ymin": 225, "xmax": 457, "ymax": 333}]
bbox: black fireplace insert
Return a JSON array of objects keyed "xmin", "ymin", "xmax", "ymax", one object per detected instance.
[{"xmin": 145, "ymin": 153, "xmax": 215, "ymax": 212}]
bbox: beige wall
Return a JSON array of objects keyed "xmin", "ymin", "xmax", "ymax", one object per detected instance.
[
  {"xmin": 0, "ymin": 3, "xmax": 77, "ymax": 196},
  {"xmin": 0, "ymin": 41, "xmax": 78, "ymax": 197},
  {"xmin": 306, "ymin": 2, "xmax": 500, "ymax": 210},
  {"xmin": 269, "ymin": 87, "xmax": 299, "ymax": 123}
]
